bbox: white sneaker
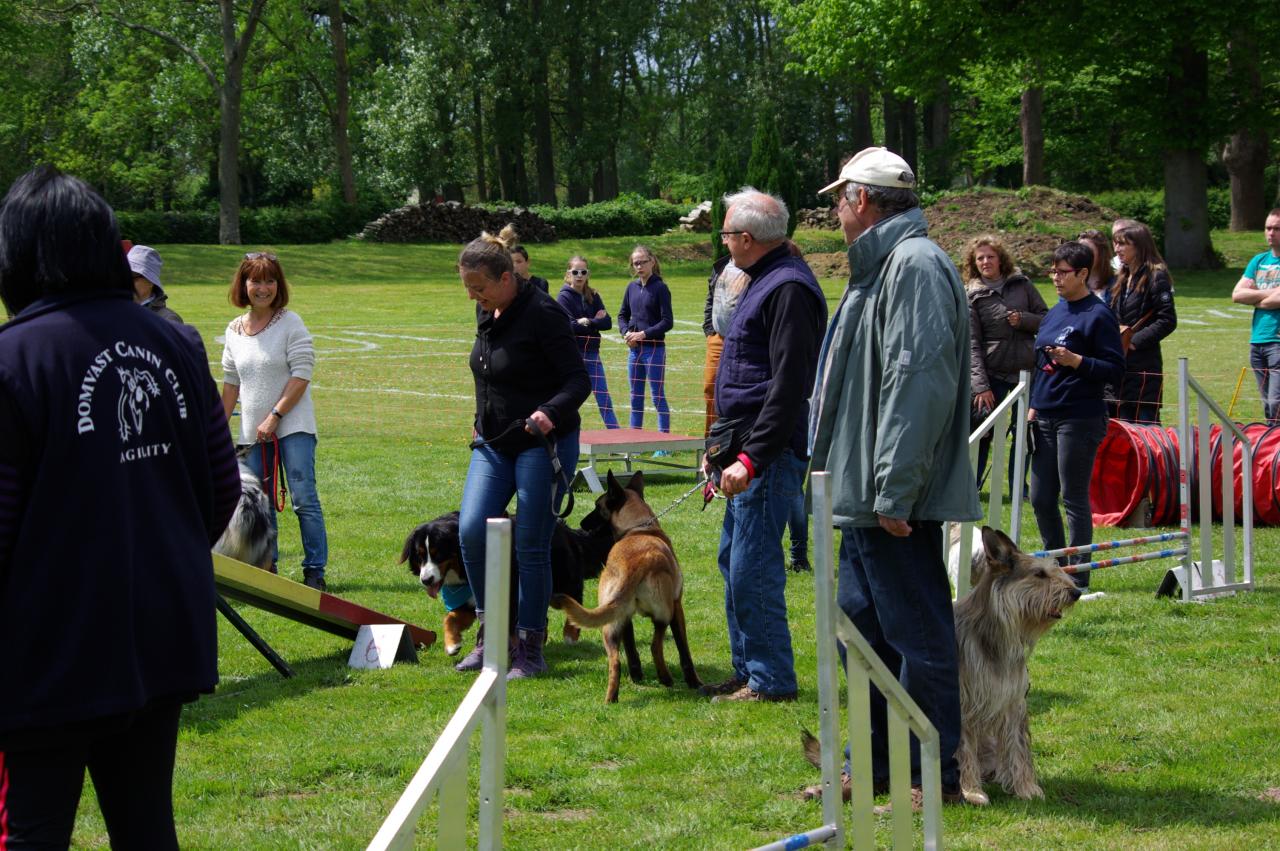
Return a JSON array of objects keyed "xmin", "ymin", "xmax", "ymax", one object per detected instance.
[{"xmin": 1078, "ymin": 591, "xmax": 1107, "ymax": 602}]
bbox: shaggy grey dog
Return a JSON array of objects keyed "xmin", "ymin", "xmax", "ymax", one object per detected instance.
[
  {"xmin": 954, "ymin": 526, "xmax": 1081, "ymax": 805},
  {"xmin": 212, "ymin": 459, "xmax": 277, "ymax": 572}
]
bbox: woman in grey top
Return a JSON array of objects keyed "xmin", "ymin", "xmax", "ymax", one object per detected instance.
[{"xmin": 220, "ymin": 252, "xmax": 329, "ymax": 590}]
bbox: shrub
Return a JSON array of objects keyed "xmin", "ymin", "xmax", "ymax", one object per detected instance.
[
  {"xmin": 116, "ymin": 195, "xmax": 396, "ymax": 245},
  {"xmin": 529, "ymin": 195, "xmax": 687, "ymax": 238},
  {"xmin": 1091, "ymin": 186, "xmax": 1231, "ymax": 248}
]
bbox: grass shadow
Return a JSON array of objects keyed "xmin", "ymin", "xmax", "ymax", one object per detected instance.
[
  {"xmin": 1027, "ymin": 776, "xmax": 1280, "ymax": 830},
  {"xmin": 185, "ymin": 650, "xmax": 354, "ymax": 734}
]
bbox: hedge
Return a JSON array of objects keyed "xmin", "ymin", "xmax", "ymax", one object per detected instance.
[
  {"xmin": 115, "ymin": 198, "xmax": 395, "ymax": 245},
  {"xmin": 1091, "ymin": 187, "xmax": 1231, "ymax": 246},
  {"xmin": 528, "ymin": 194, "xmax": 688, "ymax": 238}
]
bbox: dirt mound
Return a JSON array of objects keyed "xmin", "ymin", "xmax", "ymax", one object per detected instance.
[
  {"xmin": 802, "ymin": 187, "xmax": 1115, "ymax": 280},
  {"xmin": 664, "ymin": 241, "xmax": 715, "ymax": 262}
]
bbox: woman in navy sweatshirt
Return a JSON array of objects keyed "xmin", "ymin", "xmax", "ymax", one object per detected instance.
[
  {"xmin": 0, "ymin": 167, "xmax": 240, "ymax": 847},
  {"xmin": 617, "ymin": 244, "xmax": 673, "ymax": 432},
  {"xmin": 1030, "ymin": 241, "xmax": 1126, "ymax": 590},
  {"xmin": 556, "ymin": 255, "xmax": 619, "ymax": 428}
]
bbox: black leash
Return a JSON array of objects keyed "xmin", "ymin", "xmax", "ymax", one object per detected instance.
[{"xmin": 469, "ymin": 418, "xmax": 575, "ymax": 519}]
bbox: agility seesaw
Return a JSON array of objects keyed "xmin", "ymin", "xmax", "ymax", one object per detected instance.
[{"xmin": 213, "ymin": 554, "xmax": 436, "ymax": 677}]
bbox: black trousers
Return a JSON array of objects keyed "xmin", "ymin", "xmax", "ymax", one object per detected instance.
[{"xmin": 0, "ymin": 699, "xmax": 183, "ymax": 850}]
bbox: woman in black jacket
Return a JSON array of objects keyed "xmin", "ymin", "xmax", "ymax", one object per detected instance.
[
  {"xmin": 1110, "ymin": 222, "xmax": 1177, "ymax": 424},
  {"xmin": 455, "ymin": 226, "xmax": 590, "ymax": 680}
]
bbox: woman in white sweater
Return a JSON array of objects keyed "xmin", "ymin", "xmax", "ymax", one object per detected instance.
[{"xmin": 220, "ymin": 252, "xmax": 329, "ymax": 590}]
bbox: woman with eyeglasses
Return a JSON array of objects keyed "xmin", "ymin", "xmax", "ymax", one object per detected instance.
[
  {"xmin": 556, "ymin": 255, "xmax": 619, "ymax": 429},
  {"xmin": 1109, "ymin": 221, "xmax": 1177, "ymax": 424},
  {"xmin": 617, "ymin": 245, "xmax": 673, "ymax": 433},
  {"xmin": 962, "ymin": 234, "xmax": 1046, "ymax": 490},
  {"xmin": 1029, "ymin": 241, "xmax": 1126, "ymax": 590},
  {"xmin": 220, "ymin": 251, "xmax": 329, "ymax": 591}
]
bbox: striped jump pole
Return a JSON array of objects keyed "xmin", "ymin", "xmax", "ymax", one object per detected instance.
[{"xmin": 1034, "ymin": 531, "xmax": 1191, "ymax": 575}]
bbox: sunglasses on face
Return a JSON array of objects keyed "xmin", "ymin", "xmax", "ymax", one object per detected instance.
[
  {"xmin": 245, "ymin": 252, "xmax": 277, "ymax": 261},
  {"xmin": 569, "ymin": 269, "xmax": 589, "ymax": 277}
]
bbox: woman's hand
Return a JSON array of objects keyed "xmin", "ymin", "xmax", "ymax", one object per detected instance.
[
  {"xmin": 526, "ymin": 410, "xmax": 554, "ymax": 435},
  {"xmin": 577, "ymin": 317, "xmax": 592, "ymax": 326},
  {"xmin": 1028, "ymin": 407, "xmax": 1038, "ymax": 422},
  {"xmin": 1045, "ymin": 345, "xmax": 1083, "ymax": 369},
  {"xmin": 973, "ymin": 390, "xmax": 995, "ymax": 413},
  {"xmin": 255, "ymin": 413, "xmax": 279, "ymax": 442},
  {"xmin": 624, "ymin": 330, "xmax": 646, "ymax": 347},
  {"xmin": 1007, "ymin": 310, "xmax": 1021, "ymax": 327},
  {"xmin": 593, "ymin": 309, "xmax": 607, "ymax": 320}
]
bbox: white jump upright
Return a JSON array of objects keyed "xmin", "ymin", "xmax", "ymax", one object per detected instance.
[
  {"xmin": 368, "ymin": 518, "xmax": 511, "ymax": 851},
  {"xmin": 757, "ymin": 472, "xmax": 942, "ymax": 851}
]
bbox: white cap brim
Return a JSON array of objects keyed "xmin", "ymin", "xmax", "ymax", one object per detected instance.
[{"xmin": 816, "ymin": 177, "xmax": 847, "ymax": 196}]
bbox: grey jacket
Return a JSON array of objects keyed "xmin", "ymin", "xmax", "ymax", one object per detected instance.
[
  {"xmin": 967, "ymin": 274, "xmax": 1046, "ymax": 393},
  {"xmin": 809, "ymin": 206, "xmax": 982, "ymax": 527}
]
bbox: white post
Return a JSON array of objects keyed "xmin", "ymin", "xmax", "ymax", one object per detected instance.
[
  {"xmin": 1179, "ymin": 359, "xmax": 1193, "ymax": 602},
  {"xmin": 478, "ymin": 518, "xmax": 510, "ymax": 850},
  {"xmin": 809, "ymin": 473, "xmax": 844, "ymax": 848}
]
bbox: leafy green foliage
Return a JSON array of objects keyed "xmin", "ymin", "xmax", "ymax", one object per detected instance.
[
  {"xmin": 709, "ymin": 135, "xmax": 744, "ymax": 259},
  {"xmin": 116, "ymin": 196, "xmax": 396, "ymax": 245},
  {"xmin": 528, "ymin": 195, "xmax": 688, "ymax": 239},
  {"xmin": 744, "ymin": 111, "xmax": 799, "ymax": 237}
]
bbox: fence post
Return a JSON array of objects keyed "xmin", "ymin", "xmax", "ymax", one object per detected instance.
[
  {"xmin": 478, "ymin": 517, "xmax": 509, "ymax": 850},
  {"xmin": 809, "ymin": 472, "xmax": 844, "ymax": 848}
]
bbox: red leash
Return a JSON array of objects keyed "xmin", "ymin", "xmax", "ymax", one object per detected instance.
[{"xmin": 260, "ymin": 434, "xmax": 288, "ymax": 512}]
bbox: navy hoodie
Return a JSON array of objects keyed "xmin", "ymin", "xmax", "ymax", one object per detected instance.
[
  {"xmin": 0, "ymin": 291, "xmax": 239, "ymax": 738},
  {"xmin": 1031, "ymin": 293, "xmax": 1126, "ymax": 418}
]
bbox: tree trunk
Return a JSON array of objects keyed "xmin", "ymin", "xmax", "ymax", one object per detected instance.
[
  {"xmin": 528, "ymin": 0, "xmax": 556, "ymax": 205},
  {"xmin": 1223, "ymin": 130, "xmax": 1269, "ymax": 230},
  {"xmin": 851, "ymin": 85, "xmax": 873, "ymax": 150},
  {"xmin": 1163, "ymin": 45, "xmax": 1216, "ymax": 268},
  {"xmin": 898, "ymin": 97, "xmax": 917, "ymax": 175},
  {"xmin": 821, "ymin": 85, "xmax": 840, "ymax": 185},
  {"xmin": 924, "ymin": 79, "xmax": 951, "ymax": 189},
  {"xmin": 564, "ymin": 36, "xmax": 589, "ymax": 206},
  {"xmin": 1020, "ymin": 87, "xmax": 1044, "ymax": 187},
  {"xmin": 882, "ymin": 91, "xmax": 901, "ymax": 153},
  {"xmin": 326, "ymin": 0, "xmax": 356, "ymax": 205},
  {"xmin": 472, "ymin": 89, "xmax": 488, "ymax": 202}
]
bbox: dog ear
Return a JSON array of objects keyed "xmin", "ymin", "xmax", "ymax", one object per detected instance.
[
  {"xmin": 606, "ymin": 469, "xmax": 628, "ymax": 508},
  {"xmin": 626, "ymin": 469, "xmax": 646, "ymax": 497},
  {"xmin": 398, "ymin": 529, "xmax": 417, "ymax": 565},
  {"xmin": 980, "ymin": 526, "xmax": 1018, "ymax": 573}
]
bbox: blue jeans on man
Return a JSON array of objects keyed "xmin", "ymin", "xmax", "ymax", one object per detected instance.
[
  {"xmin": 836, "ymin": 522, "xmax": 961, "ymax": 790},
  {"xmin": 241, "ymin": 431, "xmax": 328, "ymax": 578},
  {"xmin": 716, "ymin": 448, "xmax": 806, "ymax": 696},
  {"xmin": 627, "ymin": 342, "xmax": 670, "ymax": 431},
  {"xmin": 1250, "ymin": 342, "xmax": 1280, "ymax": 425},
  {"xmin": 458, "ymin": 432, "xmax": 580, "ymax": 632}
]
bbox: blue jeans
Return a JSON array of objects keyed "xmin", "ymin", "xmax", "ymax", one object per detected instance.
[
  {"xmin": 458, "ymin": 431, "xmax": 580, "ymax": 633},
  {"xmin": 583, "ymin": 347, "xmax": 620, "ymax": 429},
  {"xmin": 716, "ymin": 449, "xmax": 805, "ymax": 695},
  {"xmin": 787, "ymin": 488, "xmax": 808, "ymax": 562},
  {"xmin": 1251, "ymin": 342, "xmax": 1280, "ymax": 425},
  {"xmin": 242, "ymin": 431, "xmax": 328, "ymax": 576},
  {"xmin": 837, "ymin": 522, "xmax": 960, "ymax": 788},
  {"xmin": 1030, "ymin": 416, "xmax": 1107, "ymax": 589},
  {"xmin": 627, "ymin": 342, "xmax": 670, "ymax": 431}
]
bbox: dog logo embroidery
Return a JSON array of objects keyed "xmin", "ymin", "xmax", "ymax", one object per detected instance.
[{"xmin": 116, "ymin": 366, "xmax": 162, "ymax": 441}]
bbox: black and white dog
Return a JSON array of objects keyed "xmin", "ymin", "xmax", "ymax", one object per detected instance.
[
  {"xmin": 213, "ymin": 457, "xmax": 277, "ymax": 572},
  {"xmin": 399, "ymin": 510, "xmax": 614, "ymax": 655}
]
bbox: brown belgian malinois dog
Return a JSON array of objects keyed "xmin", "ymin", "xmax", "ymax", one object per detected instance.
[{"xmin": 551, "ymin": 470, "xmax": 701, "ymax": 703}]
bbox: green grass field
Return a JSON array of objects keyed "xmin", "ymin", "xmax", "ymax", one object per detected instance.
[{"xmin": 68, "ymin": 229, "xmax": 1280, "ymax": 848}]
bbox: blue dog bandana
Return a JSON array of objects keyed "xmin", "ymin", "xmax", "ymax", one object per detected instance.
[{"xmin": 440, "ymin": 582, "xmax": 476, "ymax": 613}]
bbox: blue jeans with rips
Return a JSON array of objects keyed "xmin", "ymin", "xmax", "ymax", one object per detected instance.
[
  {"xmin": 627, "ymin": 342, "xmax": 670, "ymax": 431},
  {"xmin": 242, "ymin": 431, "xmax": 328, "ymax": 577},
  {"xmin": 458, "ymin": 431, "xmax": 580, "ymax": 633},
  {"xmin": 1251, "ymin": 342, "xmax": 1280, "ymax": 425},
  {"xmin": 716, "ymin": 448, "xmax": 806, "ymax": 696},
  {"xmin": 836, "ymin": 522, "xmax": 961, "ymax": 789}
]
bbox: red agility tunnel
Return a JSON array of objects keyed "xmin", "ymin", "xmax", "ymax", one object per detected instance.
[{"xmin": 1090, "ymin": 420, "xmax": 1280, "ymax": 526}]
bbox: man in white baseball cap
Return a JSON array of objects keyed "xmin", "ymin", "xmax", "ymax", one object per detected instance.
[
  {"xmin": 127, "ymin": 244, "xmax": 183, "ymax": 323},
  {"xmin": 805, "ymin": 147, "xmax": 980, "ymax": 804}
]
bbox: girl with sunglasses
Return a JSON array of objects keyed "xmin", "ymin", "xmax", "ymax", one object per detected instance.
[
  {"xmin": 617, "ymin": 245, "xmax": 673, "ymax": 432},
  {"xmin": 556, "ymin": 256, "xmax": 619, "ymax": 428}
]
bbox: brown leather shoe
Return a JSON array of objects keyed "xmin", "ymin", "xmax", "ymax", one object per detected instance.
[
  {"xmin": 801, "ymin": 772, "xmax": 889, "ymax": 801},
  {"xmin": 697, "ymin": 676, "xmax": 746, "ymax": 697},
  {"xmin": 710, "ymin": 685, "xmax": 797, "ymax": 703},
  {"xmin": 872, "ymin": 784, "xmax": 968, "ymax": 814}
]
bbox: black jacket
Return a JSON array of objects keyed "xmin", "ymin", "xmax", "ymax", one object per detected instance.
[
  {"xmin": 471, "ymin": 279, "xmax": 590, "ymax": 453},
  {"xmin": 1109, "ymin": 265, "xmax": 1177, "ymax": 368},
  {"xmin": 0, "ymin": 291, "xmax": 239, "ymax": 737}
]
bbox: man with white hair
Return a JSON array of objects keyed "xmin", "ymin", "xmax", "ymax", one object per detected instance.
[
  {"xmin": 700, "ymin": 187, "xmax": 827, "ymax": 703},
  {"xmin": 808, "ymin": 148, "xmax": 981, "ymax": 800}
]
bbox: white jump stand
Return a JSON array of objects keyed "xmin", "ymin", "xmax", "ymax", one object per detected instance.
[{"xmin": 576, "ymin": 428, "xmax": 705, "ymax": 493}]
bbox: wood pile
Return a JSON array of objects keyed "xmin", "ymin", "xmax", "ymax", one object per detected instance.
[
  {"xmin": 358, "ymin": 201, "xmax": 557, "ymax": 243},
  {"xmin": 796, "ymin": 207, "xmax": 838, "ymax": 229}
]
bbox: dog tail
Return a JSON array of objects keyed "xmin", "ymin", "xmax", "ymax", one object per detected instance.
[
  {"xmin": 800, "ymin": 729, "xmax": 822, "ymax": 770},
  {"xmin": 550, "ymin": 570, "xmax": 645, "ymax": 629}
]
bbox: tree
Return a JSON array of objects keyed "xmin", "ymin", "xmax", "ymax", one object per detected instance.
[{"xmin": 709, "ymin": 135, "xmax": 743, "ymax": 259}]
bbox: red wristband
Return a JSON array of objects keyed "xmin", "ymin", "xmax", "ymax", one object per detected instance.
[{"xmin": 736, "ymin": 453, "xmax": 756, "ymax": 480}]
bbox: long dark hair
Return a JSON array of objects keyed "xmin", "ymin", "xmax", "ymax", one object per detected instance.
[
  {"xmin": 0, "ymin": 166, "xmax": 131, "ymax": 315},
  {"xmin": 1112, "ymin": 221, "xmax": 1169, "ymax": 302}
]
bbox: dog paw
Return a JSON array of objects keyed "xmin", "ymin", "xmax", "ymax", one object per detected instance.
[
  {"xmin": 1012, "ymin": 783, "xmax": 1043, "ymax": 800},
  {"xmin": 444, "ymin": 643, "xmax": 462, "ymax": 656},
  {"xmin": 963, "ymin": 788, "xmax": 990, "ymax": 806}
]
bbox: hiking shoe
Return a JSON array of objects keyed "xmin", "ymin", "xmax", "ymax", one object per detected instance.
[
  {"xmin": 697, "ymin": 676, "xmax": 747, "ymax": 697},
  {"xmin": 507, "ymin": 629, "xmax": 547, "ymax": 680},
  {"xmin": 789, "ymin": 555, "xmax": 812, "ymax": 573},
  {"xmin": 652, "ymin": 450, "xmax": 672, "ymax": 458},
  {"xmin": 302, "ymin": 569, "xmax": 326, "ymax": 592},
  {"xmin": 711, "ymin": 685, "xmax": 797, "ymax": 703},
  {"xmin": 455, "ymin": 621, "xmax": 487, "ymax": 672}
]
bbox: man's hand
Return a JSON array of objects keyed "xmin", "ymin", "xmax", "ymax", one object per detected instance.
[
  {"xmin": 720, "ymin": 460, "xmax": 750, "ymax": 496},
  {"xmin": 877, "ymin": 514, "xmax": 912, "ymax": 537}
]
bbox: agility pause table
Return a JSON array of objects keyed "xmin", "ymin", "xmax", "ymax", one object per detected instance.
[
  {"xmin": 575, "ymin": 428, "xmax": 705, "ymax": 493},
  {"xmin": 213, "ymin": 554, "xmax": 435, "ymax": 677}
]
